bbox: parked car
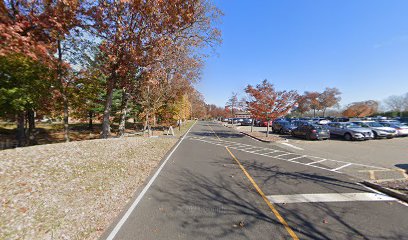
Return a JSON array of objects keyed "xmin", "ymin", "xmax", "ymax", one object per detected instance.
[
  {"xmin": 332, "ymin": 117, "xmax": 349, "ymax": 122},
  {"xmin": 291, "ymin": 123, "xmax": 330, "ymax": 140},
  {"xmin": 222, "ymin": 118, "xmax": 229, "ymax": 122},
  {"xmin": 256, "ymin": 119, "xmax": 273, "ymax": 127},
  {"xmin": 352, "ymin": 121, "xmax": 397, "ymax": 139},
  {"xmin": 240, "ymin": 118, "xmax": 253, "ymax": 126},
  {"xmin": 228, "ymin": 118, "xmax": 239, "ymax": 124},
  {"xmin": 272, "ymin": 120, "xmax": 297, "ymax": 134},
  {"xmin": 291, "ymin": 120, "xmax": 310, "ymax": 127},
  {"xmin": 327, "ymin": 122, "xmax": 373, "ymax": 141},
  {"xmin": 379, "ymin": 122, "xmax": 408, "ymax": 136},
  {"xmin": 312, "ymin": 118, "xmax": 331, "ymax": 125}
]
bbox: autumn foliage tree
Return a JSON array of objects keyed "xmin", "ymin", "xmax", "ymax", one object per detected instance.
[
  {"xmin": 245, "ymin": 79, "xmax": 298, "ymax": 137},
  {"xmin": 87, "ymin": 0, "xmax": 221, "ymax": 138},
  {"xmin": 294, "ymin": 88, "xmax": 341, "ymax": 117},
  {"xmin": 318, "ymin": 87, "xmax": 341, "ymax": 117},
  {"xmin": 343, "ymin": 100, "xmax": 378, "ymax": 117},
  {"xmin": 0, "ymin": 0, "xmax": 222, "ymax": 145}
]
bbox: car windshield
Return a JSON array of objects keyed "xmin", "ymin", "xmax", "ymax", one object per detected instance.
[
  {"xmin": 344, "ymin": 123, "xmax": 360, "ymax": 129},
  {"xmin": 367, "ymin": 122, "xmax": 384, "ymax": 127},
  {"xmin": 312, "ymin": 125, "xmax": 325, "ymax": 130}
]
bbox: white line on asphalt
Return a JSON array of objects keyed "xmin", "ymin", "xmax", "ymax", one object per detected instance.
[
  {"xmin": 274, "ymin": 153, "xmax": 293, "ymax": 158},
  {"xmin": 266, "ymin": 192, "xmax": 396, "ymax": 203},
  {"xmin": 189, "ymin": 137, "xmax": 389, "ymax": 172},
  {"xmin": 287, "ymin": 155, "xmax": 307, "ymax": 161},
  {"xmin": 331, "ymin": 163, "xmax": 353, "ymax": 172},
  {"xmin": 356, "ymin": 183, "xmax": 408, "ymax": 207},
  {"xmin": 281, "ymin": 142, "xmax": 304, "ymax": 150},
  {"xmin": 105, "ymin": 121, "xmax": 197, "ymax": 240},
  {"xmin": 305, "ymin": 159, "xmax": 327, "ymax": 165}
]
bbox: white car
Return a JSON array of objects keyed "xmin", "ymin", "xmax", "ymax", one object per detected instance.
[
  {"xmin": 380, "ymin": 122, "xmax": 408, "ymax": 136},
  {"xmin": 352, "ymin": 121, "xmax": 397, "ymax": 139}
]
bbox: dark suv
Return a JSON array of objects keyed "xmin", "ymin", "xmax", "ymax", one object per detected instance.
[
  {"xmin": 291, "ymin": 123, "xmax": 330, "ymax": 140},
  {"xmin": 272, "ymin": 120, "xmax": 297, "ymax": 134}
]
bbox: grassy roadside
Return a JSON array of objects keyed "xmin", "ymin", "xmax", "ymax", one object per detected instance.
[{"xmin": 0, "ymin": 121, "xmax": 195, "ymax": 239}]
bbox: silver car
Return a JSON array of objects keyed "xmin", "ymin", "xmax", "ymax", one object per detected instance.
[
  {"xmin": 352, "ymin": 121, "xmax": 397, "ymax": 139},
  {"xmin": 327, "ymin": 122, "xmax": 373, "ymax": 141}
]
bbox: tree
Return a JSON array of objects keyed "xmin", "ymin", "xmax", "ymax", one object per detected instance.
[
  {"xmin": 304, "ymin": 91, "xmax": 322, "ymax": 118},
  {"xmin": 385, "ymin": 95, "xmax": 405, "ymax": 117},
  {"xmin": 318, "ymin": 87, "xmax": 341, "ymax": 117},
  {"xmin": 294, "ymin": 94, "xmax": 311, "ymax": 117},
  {"xmin": 343, "ymin": 100, "xmax": 378, "ymax": 117},
  {"xmin": 0, "ymin": 54, "xmax": 52, "ymax": 146},
  {"xmin": 226, "ymin": 92, "xmax": 238, "ymax": 117},
  {"xmin": 87, "ymin": 0, "xmax": 221, "ymax": 138},
  {"xmin": 245, "ymin": 79, "xmax": 298, "ymax": 137}
]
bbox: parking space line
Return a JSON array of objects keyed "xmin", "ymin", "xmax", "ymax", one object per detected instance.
[
  {"xmin": 281, "ymin": 142, "xmax": 304, "ymax": 151},
  {"xmin": 306, "ymin": 159, "xmax": 327, "ymax": 165},
  {"xmin": 190, "ymin": 136, "xmax": 391, "ymax": 174},
  {"xmin": 274, "ymin": 153, "xmax": 293, "ymax": 158},
  {"xmin": 331, "ymin": 163, "xmax": 353, "ymax": 172},
  {"xmin": 287, "ymin": 155, "xmax": 306, "ymax": 161}
]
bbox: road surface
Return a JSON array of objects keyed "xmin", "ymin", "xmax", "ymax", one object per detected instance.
[{"xmin": 102, "ymin": 121, "xmax": 408, "ymax": 240}]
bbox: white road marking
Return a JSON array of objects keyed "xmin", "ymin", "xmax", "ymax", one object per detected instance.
[
  {"xmin": 274, "ymin": 153, "xmax": 293, "ymax": 158},
  {"xmin": 281, "ymin": 142, "xmax": 304, "ymax": 150},
  {"xmin": 305, "ymin": 159, "xmax": 327, "ymax": 165},
  {"xmin": 331, "ymin": 163, "xmax": 353, "ymax": 172},
  {"xmin": 105, "ymin": 121, "xmax": 196, "ymax": 240},
  {"xmin": 190, "ymin": 137, "xmax": 389, "ymax": 173},
  {"xmin": 287, "ymin": 155, "xmax": 307, "ymax": 161},
  {"xmin": 267, "ymin": 192, "xmax": 396, "ymax": 203}
]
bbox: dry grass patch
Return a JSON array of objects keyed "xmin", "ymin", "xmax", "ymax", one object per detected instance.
[{"xmin": 0, "ymin": 136, "xmax": 178, "ymax": 239}]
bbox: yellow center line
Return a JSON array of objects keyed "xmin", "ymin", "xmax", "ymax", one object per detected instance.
[
  {"xmin": 207, "ymin": 123, "xmax": 299, "ymax": 240},
  {"xmin": 208, "ymin": 124, "xmax": 221, "ymax": 140},
  {"xmin": 225, "ymin": 147, "xmax": 299, "ymax": 240}
]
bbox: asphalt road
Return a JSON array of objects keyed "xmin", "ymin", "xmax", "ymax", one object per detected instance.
[
  {"xmin": 238, "ymin": 125, "xmax": 408, "ymax": 182},
  {"xmin": 102, "ymin": 121, "xmax": 408, "ymax": 240}
]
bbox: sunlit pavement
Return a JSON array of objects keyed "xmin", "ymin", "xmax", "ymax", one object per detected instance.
[{"xmin": 102, "ymin": 121, "xmax": 408, "ymax": 240}]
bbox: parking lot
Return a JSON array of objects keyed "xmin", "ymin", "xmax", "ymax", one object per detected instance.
[{"xmin": 237, "ymin": 125, "xmax": 408, "ymax": 182}]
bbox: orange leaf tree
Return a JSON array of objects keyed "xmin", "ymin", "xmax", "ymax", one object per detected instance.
[
  {"xmin": 245, "ymin": 79, "xmax": 298, "ymax": 136},
  {"xmin": 343, "ymin": 100, "xmax": 378, "ymax": 117}
]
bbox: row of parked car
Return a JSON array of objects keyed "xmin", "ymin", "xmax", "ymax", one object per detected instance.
[
  {"xmin": 222, "ymin": 117, "xmax": 408, "ymax": 141},
  {"xmin": 222, "ymin": 118, "xmax": 274, "ymax": 127},
  {"xmin": 273, "ymin": 118, "xmax": 408, "ymax": 140}
]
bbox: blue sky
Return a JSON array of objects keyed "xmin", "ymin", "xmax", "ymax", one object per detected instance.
[{"xmin": 197, "ymin": 0, "xmax": 408, "ymax": 108}]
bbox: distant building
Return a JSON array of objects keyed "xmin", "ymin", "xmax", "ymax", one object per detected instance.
[{"xmin": 234, "ymin": 111, "xmax": 251, "ymax": 119}]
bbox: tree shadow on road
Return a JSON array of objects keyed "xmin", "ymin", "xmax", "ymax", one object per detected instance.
[{"xmin": 151, "ymin": 165, "xmax": 405, "ymax": 240}]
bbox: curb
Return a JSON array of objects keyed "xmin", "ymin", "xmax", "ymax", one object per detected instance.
[
  {"xmin": 361, "ymin": 181, "xmax": 408, "ymax": 203},
  {"xmin": 239, "ymin": 131, "xmax": 289, "ymax": 143},
  {"xmin": 240, "ymin": 131, "xmax": 272, "ymax": 143}
]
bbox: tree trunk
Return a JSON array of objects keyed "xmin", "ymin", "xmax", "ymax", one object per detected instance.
[
  {"xmin": 118, "ymin": 88, "xmax": 129, "ymax": 137},
  {"xmin": 313, "ymin": 109, "xmax": 316, "ymax": 118},
  {"xmin": 322, "ymin": 108, "xmax": 326, "ymax": 118},
  {"xmin": 27, "ymin": 109, "xmax": 36, "ymax": 145},
  {"xmin": 144, "ymin": 113, "xmax": 149, "ymax": 131},
  {"xmin": 101, "ymin": 80, "xmax": 115, "ymax": 138},
  {"xmin": 16, "ymin": 112, "xmax": 25, "ymax": 147},
  {"xmin": 266, "ymin": 121, "xmax": 269, "ymax": 137},
  {"xmin": 250, "ymin": 119, "xmax": 254, "ymax": 132},
  {"xmin": 63, "ymin": 93, "xmax": 70, "ymax": 142},
  {"xmin": 57, "ymin": 39, "xmax": 70, "ymax": 142},
  {"xmin": 88, "ymin": 110, "xmax": 93, "ymax": 130},
  {"xmin": 153, "ymin": 115, "xmax": 157, "ymax": 127}
]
